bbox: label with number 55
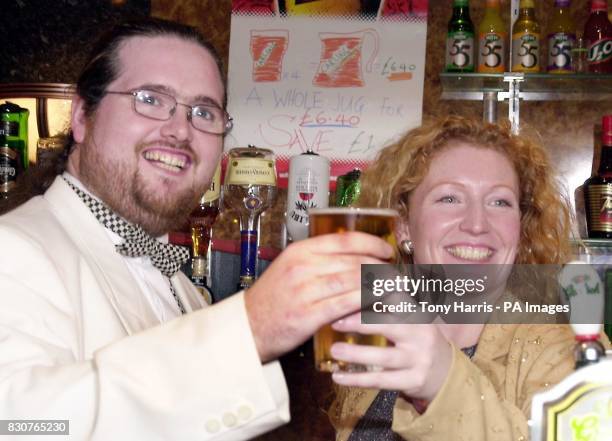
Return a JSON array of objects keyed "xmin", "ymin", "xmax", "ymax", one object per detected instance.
[
  {"xmin": 512, "ymin": 32, "xmax": 540, "ymax": 72},
  {"xmin": 446, "ymin": 31, "xmax": 474, "ymax": 72},
  {"xmin": 478, "ymin": 32, "xmax": 506, "ymax": 73},
  {"xmin": 547, "ymin": 32, "xmax": 575, "ymax": 73}
]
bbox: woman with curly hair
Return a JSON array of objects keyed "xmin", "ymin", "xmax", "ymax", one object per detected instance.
[{"xmin": 328, "ymin": 115, "xmax": 586, "ymax": 440}]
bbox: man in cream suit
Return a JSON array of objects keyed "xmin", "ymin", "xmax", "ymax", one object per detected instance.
[{"xmin": 0, "ymin": 19, "xmax": 392, "ymax": 440}]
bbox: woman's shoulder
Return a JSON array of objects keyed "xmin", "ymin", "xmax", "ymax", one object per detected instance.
[
  {"xmin": 477, "ymin": 323, "xmax": 576, "ymax": 361},
  {"xmin": 482, "ymin": 323, "xmax": 575, "ymax": 341}
]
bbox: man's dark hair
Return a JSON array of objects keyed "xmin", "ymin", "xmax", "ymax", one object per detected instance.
[
  {"xmin": 24, "ymin": 18, "xmax": 225, "ymax": 198},
  {"xmin": 77, "ymin": 17, "xmax": 225, "ymax": 117}
]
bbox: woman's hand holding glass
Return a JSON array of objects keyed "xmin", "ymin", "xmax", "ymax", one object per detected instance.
[{"xmin": 329, "ymin": 313, "xmax": 453, "ymax": 402}]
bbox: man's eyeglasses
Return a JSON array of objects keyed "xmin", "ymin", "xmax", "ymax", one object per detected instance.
[{"xmin": 105, "ymin": 89, "xmax": 233, "ymax": 136}]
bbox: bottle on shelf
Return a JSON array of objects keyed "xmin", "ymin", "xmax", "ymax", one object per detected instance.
[
  {"xmin": 189, "ymin": 163, "xmax": 221, "ymax": 303},
  {"xmin": 584, "ymin": 115, "xmax": 612, "ymax": 239},
  {"xmin": 584, "ymin": 0, "xmax": 612, "ymax": 73},
  {"xmin": 445, "ymin": 0, "xmax": 475, "ymax": 73},
  {"xmin": 511, "ymin": 0, "xmax": 541, "ymax": 73},
  {"xmin": 547, "ymin": 0, "xmax": 576, "ymax": 73},
  {"xmin": 223, "ymin": 145, "xmax": 277, "ymax": 291},
  {"xmin": 285, "ymin": 149, "xmax": 330, "ymax": 242},
  {"xmin": 0, "ymin": 102, "xmax": 29, "ymax": 195},
  {"xmin": 335, "ymin": 169, "xmax": 361, "ymax": 207},
  {"xmin": 477, "ymin": 0, "xmax": 507, "ymax": 73}
]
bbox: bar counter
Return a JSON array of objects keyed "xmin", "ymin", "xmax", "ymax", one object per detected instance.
[{"xmin": 255, "ymin": 344, "xmax": 336, "ymax": 441}]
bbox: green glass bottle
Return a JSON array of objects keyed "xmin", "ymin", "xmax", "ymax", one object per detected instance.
[
  {"xmin": 512, "ymin": 0, "xmax": 541, "ymax": 72},
  {"xmin": 0, "ymin": 102, "xmax": 29, "ymax": 172},
  {"xmin": 335, "ymin": 169, "xmax": 361, "ymax": 207},
  {"xmin": 445, "ymin": 0, "xmax": 475, "ymax": 72}
]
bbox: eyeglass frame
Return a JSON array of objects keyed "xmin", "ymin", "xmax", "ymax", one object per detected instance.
[{"xmin": 104, "ymin": 88, "xmax": 234, "ymax": 136}]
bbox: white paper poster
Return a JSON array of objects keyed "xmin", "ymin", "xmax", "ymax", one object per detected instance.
[{"xmin": 225, "ymin": 1, "xmax": 428, "ymax": 187}]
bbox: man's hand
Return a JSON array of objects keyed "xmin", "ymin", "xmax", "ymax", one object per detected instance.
[{"xmin": 244, "ymin": 231, "xmax": 394, "ymax": 363}]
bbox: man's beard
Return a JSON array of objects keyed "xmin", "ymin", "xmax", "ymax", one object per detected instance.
[{"xmin": 77, "ymin": 137, "xmax": 201, "ymax": 236}]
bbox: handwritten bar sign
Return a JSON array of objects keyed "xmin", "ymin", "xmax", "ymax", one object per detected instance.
[{"xmin": 225, "ymin": 0, "xmax": 428, "ymax": 187}]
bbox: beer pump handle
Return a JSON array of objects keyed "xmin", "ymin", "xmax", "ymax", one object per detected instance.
[{"xmin": 558, "ymin": 261, "xmax": 605, "ymax": 368}]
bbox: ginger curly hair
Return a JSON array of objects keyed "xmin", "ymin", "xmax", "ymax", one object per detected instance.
[{"xmin": 358, "ymin": 115, "xmax": 571, "ymax": 264}]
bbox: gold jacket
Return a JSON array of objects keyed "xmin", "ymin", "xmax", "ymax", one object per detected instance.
[{"xmin": 330, "ymin": 323, "xmax": 588, "ymax": 441}]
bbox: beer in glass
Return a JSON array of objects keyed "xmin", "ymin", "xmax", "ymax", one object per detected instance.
[{"xmin": 309, "ymin": 207, "xmax": 398, "ymax": 372}]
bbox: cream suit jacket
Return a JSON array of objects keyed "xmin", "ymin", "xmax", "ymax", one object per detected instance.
[{"xmin": 0, "ymin": 176, "xmax": 289, "ymax": 440}]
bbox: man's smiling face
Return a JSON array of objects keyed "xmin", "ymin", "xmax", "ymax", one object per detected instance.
[{"xmin": 68, "ymin": 35, "xmax": 225, "ymax": 236}]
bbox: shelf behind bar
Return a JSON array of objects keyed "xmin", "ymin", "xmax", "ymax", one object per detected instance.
[
  {"xmin": 0, "ymin": 83, "xmax": 75, "ymax": 99},
  {"xmin": 571, "ymin": 239, "xmax": 612, "ymax": 250},
  {"xmin": 440, "ymin": 73, "xmax": 612, "ymax": 101}
]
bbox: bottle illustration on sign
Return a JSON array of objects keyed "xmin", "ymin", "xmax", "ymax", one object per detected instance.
[
  {"xmin": 313, "ymin": 29, "xmax": 379, "ymax": 87},
  {"xmin": 250, "ymin": 29, "xmax": 289, "ymax": 82}
]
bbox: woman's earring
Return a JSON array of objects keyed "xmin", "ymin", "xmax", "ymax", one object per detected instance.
[{"xmin": 400, "ymin": 239, "xmax": 414, "ymax": 255}]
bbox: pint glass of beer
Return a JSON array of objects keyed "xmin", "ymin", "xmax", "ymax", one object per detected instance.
[{"xmin": 308, "ymin": 207, "xmax": 399, "ymax": 373}]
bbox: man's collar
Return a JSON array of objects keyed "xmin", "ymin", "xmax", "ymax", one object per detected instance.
[{"xmin": 61, "ymin": 172, "xmax": 169, "ymax": 243}]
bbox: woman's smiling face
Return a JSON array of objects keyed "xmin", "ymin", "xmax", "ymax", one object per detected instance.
[{"xmin": 400, "ymin": 143, "xmax": 521, "ymax": 265}]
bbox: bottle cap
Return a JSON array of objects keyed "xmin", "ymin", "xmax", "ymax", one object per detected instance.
[
  {"xmin": 0, "ymin": 102, "xmax": 22, "ymax": 114},
  {"xmin": 603, "ymin": 115, "xmax": 612, "ymax": 146},
  {"xmin": 347, "ymin": 168, "xmax": 362, "ymax": 179},
  {"xmin": 591, "ymin": 0, "xmax": 608, "ymax": 11}
]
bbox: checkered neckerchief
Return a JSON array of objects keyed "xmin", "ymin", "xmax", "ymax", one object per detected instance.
[{"xmin": 63, "ymin": 176, "xmax": 188, "ymax": 314}]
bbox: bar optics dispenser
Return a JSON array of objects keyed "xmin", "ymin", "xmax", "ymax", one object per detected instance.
[{"xmin": 223, "ymin": 145, "xmax": 277, "ymax": 290}]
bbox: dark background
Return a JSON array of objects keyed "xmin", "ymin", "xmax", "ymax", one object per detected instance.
[{"xmin": 0, "ymin": 0, "xmax": 150, "ymax": 83}]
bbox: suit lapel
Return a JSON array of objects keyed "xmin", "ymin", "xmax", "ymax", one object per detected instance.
[{"xmin": 44, "ymin": 177, "xmax": 160, "ymax": 335}]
